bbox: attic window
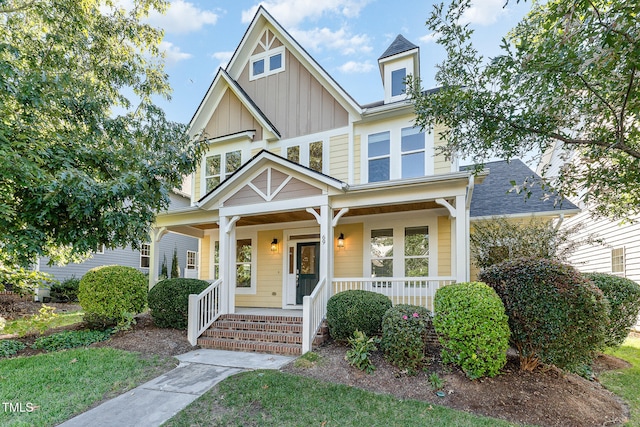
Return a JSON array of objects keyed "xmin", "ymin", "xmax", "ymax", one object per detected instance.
[
  {"xmin": 249, "ymin": 46, "xmax": 285, "ymax": 80},
  {"xmin": 391, "ymin": 68, "xmax": 406, "ymax": 96}
]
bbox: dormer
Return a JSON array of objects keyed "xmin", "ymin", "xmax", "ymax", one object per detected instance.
[{"xmin": 378, "ymin": 35, "xmax": 419, "ymax": 104}]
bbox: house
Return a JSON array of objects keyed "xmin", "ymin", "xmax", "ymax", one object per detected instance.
[
  {"xmin": 38, "ymin": 190, "xmax": 199, "ymax": 295},
  {"xmin": 152, "ymin": 7, "xmax": 576, "ymax": 354}
]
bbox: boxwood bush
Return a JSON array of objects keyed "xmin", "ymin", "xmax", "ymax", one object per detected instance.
[
  {"xmin": 583, "ymin": 272, "xmax": 640, "ymax": 347},
  {"xmin": 326, "ymin": 290, "xmax": 392, "ymax": 341},
  {"xmin": 50, "ymin": 276, "xmax": 81, "ymax": 302},
  {"xmin": 148, "ymin": 278, "xmax": 210, "ymax": 329},
  {"xmin": 380, "ymin": 304, "xmax": 432, "ymax": 373},
  {"xmin": 479, "ymin": 258, "xmax": 609, "ymax": 371},
  {"xmin": 78, "ymin": 265, "xmax": 147, "ymax": 328},
  {"xmin": 433, "ymin": 282, "xmax": 510, "ymax": 379}
]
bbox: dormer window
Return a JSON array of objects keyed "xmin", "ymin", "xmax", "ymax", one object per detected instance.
[
  {"xmin": 378, "ymin": 34, "xmax": 419, "ymax": 104},
  {"xmin": 391, "ymin": 68, "xmax": 406, "ymax": 97}
]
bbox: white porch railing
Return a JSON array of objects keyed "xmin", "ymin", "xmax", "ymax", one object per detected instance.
[
  {"xmin": 332, "ymin": 277, "xmax": 456, "ymax": 313},
  {"xmin": 187, "ymin": 278, "xmax": 223, "ymax": 345},
  {"xmin": 302, "ymin": 277, "xmax": 328, "ymax": 354}
]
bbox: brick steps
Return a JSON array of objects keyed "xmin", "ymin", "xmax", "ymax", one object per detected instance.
[{"xmin": 197, "ymin": 313, "xmax": 328, "ymax": 356}]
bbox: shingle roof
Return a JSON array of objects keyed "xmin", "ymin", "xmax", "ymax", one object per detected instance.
[
  {"xmin": 462, "ymin": 159, "xmax": 579, "ymax": 218},
  {"xmin": 379, "ymin": 34, "xmax": 418, "ymax": 60}
]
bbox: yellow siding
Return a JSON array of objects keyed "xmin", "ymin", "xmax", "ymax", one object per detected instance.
[
  {"xmin": 334, "ymin": 223, "xmax": 364, "ymax": 277},
  {"xmin": 353, "ymin": 134, "xmax": 361, "ymax": 184},
  {"xmin": 433, "ymin": 123, "xmax": 452, "ymax": 175},
  {"xmin": 199, "ymin": 235, "xmax": 211, "ymax": 280},
  {"xmin": 193, "ymin": 167, "xmax": 201, "ymax": 201},
  {"xmin": 236, "ymin": 230, "xmax": 283, "ymax": 308},
  {"xmin": 437, "ymin": 216, "xmax": 451, "ymax": 276},
  {"xmin": 329, "ymin": 134, "xmax": 349, "ymax": 182}
]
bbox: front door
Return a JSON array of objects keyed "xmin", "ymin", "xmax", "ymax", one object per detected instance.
[{"xmin": 296, "ymin": 242, "xmax": 320, "ymax": 304}]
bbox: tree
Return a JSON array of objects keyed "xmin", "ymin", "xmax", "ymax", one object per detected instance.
[
  {"xmin": 170, "ymin": 246, "xmax": 179, "ymax": 278},
  {"xmin": 409, "ymin": 0, "xmax": 640, "ymax": 219},
  {"xmin": 160, "ymin": 254, "xmax": 168, "ymax": 280},
  {"xmin": 0, "ymin": 0, "xmax": 206, "ymax": 266}
]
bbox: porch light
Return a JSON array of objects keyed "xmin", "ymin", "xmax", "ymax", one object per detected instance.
[
  {"xmin": 337, "ymin": 233, "xmax": 345, "ymax": 248},
  {"xmin": 271, "ymin": 238, "xmax": 278, "ymax": 252}
]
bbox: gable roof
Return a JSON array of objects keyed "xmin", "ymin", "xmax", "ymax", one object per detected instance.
[
  {"xmin": 379, "ymin": 34, "xmax": 419, "ymax": 60},
  {"xmin": 462, "ymin": 159, "xmax": 580, "ymax": 218}
]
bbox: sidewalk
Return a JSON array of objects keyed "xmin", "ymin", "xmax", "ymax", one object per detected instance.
[{"xmin": 58, "ymin": 349, "xmax": 295, "ymax": 427}]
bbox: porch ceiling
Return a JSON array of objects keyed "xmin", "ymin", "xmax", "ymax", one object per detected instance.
[{"xmin": 340, "ymin": 201, "xmax": 442, "ymax": 217}]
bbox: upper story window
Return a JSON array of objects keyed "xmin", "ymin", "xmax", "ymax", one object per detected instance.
[
  {"xmin": 204, "ymin": 150, "xmax": 242, "ymax": 193},
  {"xmin": 401, "ymin": 127, "xmax": 425, "ymax": 179},
  {"xmin": 285, "ymin": 141, "xmax": 325, "ymax": 173},
  {"xmin": 366, "ymin": 127, "xmax": 427, "ymax": 183},
  {"xmin": 368, "ymin": 131, "xmax": 391, "ymax": 182},
  {"xmin": 391, "ymin": 68, "xmax": 406, "ymax": 97},
  {"xmin": 249, "ymin": 46, "xmax": 285, "ymax": 80}
]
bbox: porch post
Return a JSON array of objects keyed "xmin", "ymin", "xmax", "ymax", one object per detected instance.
[
  {"xmin": 454, "ymin": 195, "xmax": 469, "ymax": 282},
  {"xmin": 220, "ymin": 215, "xmax": 240, "ymax": 315},
  {"xmin": 148, "ymin": 227, "xmax": 167, "ymax": 290},
  {"xmin": 218, "ymin": 216, "xmax": 229, "ymax": 314},
  {"xmin": 319, "ymin": 204, "xmax": 333, "ymax": 283}
]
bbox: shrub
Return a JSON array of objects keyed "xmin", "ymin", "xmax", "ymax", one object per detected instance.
[
  {"xmin": 479, "ymin": 258, "xmax": 609, "ymax": 371},
  {"xmin": 148, "ymin": 278, "xmax": 210, "ymax": 329},
  {"xmin": 380, "ymin": 304, "xmax": 432, "ymax": 373},
  {"xmin": 326, "ymin": 290, "xmax": 392, "ymax": 341},
  {"xmin": 0, "ymin": 265, "xmax": 56, "ymax": 297},
  {"xmin": 78, "ymin": 265, "xmax": 147, "ymax": 328},
  {"xmin": 433, "ymin": 282, "xmax": 510, "ymax": 379},
  {"xmin": 50, "ymin": 277, "xmax": 81, "ymax": 302},
  {"xmin": 583, "ymin": 272, "xmax": 640, "ymax": 347},
  {"xmin": 31, "ymin": 329, "xmax": 112, "ymax": 351},
  {"xmin": 0, "ymin": 340, "xmax": 26, "ymax": 358},
  {"xmin": 345, "ymin": 330, "xmax": 378, "ymax": 374}
]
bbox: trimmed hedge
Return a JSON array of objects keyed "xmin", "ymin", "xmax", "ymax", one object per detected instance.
[
  {"xmin": 148, "ymin": 278, "xmax": 210, "ymax": 329},
  {"xmin": 433, "ymin": 282, "xmax": 510, "ymax": 379},
  {"xmin": 78, "ymin": 265, "xmax": 147, "ymax": 328},
  {"xmin": 380, "ymin": 304, "xmax": 432, "ymax": 373},
  {"xmin": 50, "ymin": 277, "xmax": 81, "ymax": 302},
  {"xmin": 583, "ymin": 272, "xmax": 640, "ymax": 347},
  {"xmin": 326, "ymin": 290, "xmax": 392, "ymax": 341},
  {"xmin": 479, "ymin": 258, "xmax": 609, "ymax": 371}
]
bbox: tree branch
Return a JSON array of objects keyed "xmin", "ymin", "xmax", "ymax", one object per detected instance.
[{"xmin": 0, "ymin": 0, "xmax": 38, "ymax": 13}]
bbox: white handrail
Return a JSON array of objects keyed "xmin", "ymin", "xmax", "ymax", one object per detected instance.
[
  {"xmin": 302, "ymin": 277, "xmax": 327, "ymax": 354},
  {"xmin": 332, "ymin": 277, "xmax": 456, "ymax": 313},
  {"xmin": 187, "ymin": 278, "xmax": 223, "ymax": 345}
]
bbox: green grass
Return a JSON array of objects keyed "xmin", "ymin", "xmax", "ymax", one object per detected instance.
[
  {"xmin": 0, "ymin": 347, "xmax": 176, "ymax": 427},
  {"xmin": 2, "ymin": 310, "xmax": 84, "ymax": 336},
  {"xmin": 600, "ymin": 336, "xmax": 640, "ymax": 426},
  {"xmin": 163, "ymin": 370, "xmax": 518, "ymax": 427}
]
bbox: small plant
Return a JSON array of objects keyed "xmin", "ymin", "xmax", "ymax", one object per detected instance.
[
  {"xmin": 114, "ymin": 311, "xmax": 137, "ymax": 333},
  {"xmin": 429, "ymin": 372, "xmax": 444, "ymax": 391},
  {"xmin": 345, "ymin": 330, "xmax": 378, "ymax": 374},
  {"xmin": 49, "ymin": 276, "xmax": 81, "ymax": 302},
  {"xmin": 380, "ymin": 305, "xmax": 432, "ymax": 374},
  {"xmin": 294, "ymin": 351, "xmax": 321, "ymax": 368},
  {"xmin": 11, "ymin": 304, "xmax": 58, "ymax": 337},
  {"xmin": 0, "ymin": 340, "xmax": 26, "ymax": 358},
  {"xmin": 31, "ymin": 329, "xmax": 113, "ymax": 351},
  {"xmin": 326, "ymin": 290, "xmax": 392, "ymax": 341},
  {"xmin": 170, "ymin": 247, "xmax": 180, "ymax": 278},
  {"xmin": 160, "ymin": 254, "xmax": 168, "ymax": 280}
]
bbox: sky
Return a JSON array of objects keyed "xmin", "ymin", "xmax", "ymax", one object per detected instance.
[{"xmin": 143, "ymin": 0, "xmax": 534, "ymax": 125}]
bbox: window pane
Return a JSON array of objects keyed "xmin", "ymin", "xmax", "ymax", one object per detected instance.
[
  {"xmin": 402, "ymin": 152, "xmax": 425, "ymax": 179},
  {"xmin": 236, "ymin": 264, "xmax": 251, "ymax": 287},
  {"xmin": 252, "ymin": 58, "xmax": 264, "ymax": 75},
  {"xmin": 270, "ymin": 53, "xmax": 282, "ymax": 70},
  {"xmin": 226, "ymin": 150, "xmax": 241, "ymax": 177},
  {"xmin": 368, "ymin": 132, "xmax": 390, "ymax": 157},
  {"xmin": 405, "ymin": 226, "xmax": 429, "ymax": 256},
  {"xmin": 205, "ymin": 155, "xmax": 220, "ymax": 176},
  {"xmin": 369, "ymin": 158, "xmax": 390, "ymax": 182},
  {"xmin": 612, "ymin": 248, "xmax": 625, "ymax": 273},
  {"xmin": 371, "ymin": 229, "xmax": 393, "ymax": 258},
  {"xmin": 392, "ymin": 68, "xmax": 406, "ymax": 96},
  {"xmin": 214, "ymin": 241, "xmax": 220, "ymax": 264},
  {"xmin": 405, "ymin": 258, "xmax": 429, "ymax": 277},
  {"xmin": 237, "ymin": 239, "xmax": 252, "ymax": 263},
  {"xmin": 309, "ymin": 141, "xmax": 323, "ymax": 172},
  {"xmin": 372, "ymin": 259, "xmax": 393, "ymax": 278},
  {"xmin": 401, "ymin": 127, "xmax": 425, "ymax": 152},
  {"xmin": 287, "ymin": 145, "xmax": 300, "ymax": 163},
  {"xmin": 206, "ymin": 177, "xmax": 220, "ymax": 192}
]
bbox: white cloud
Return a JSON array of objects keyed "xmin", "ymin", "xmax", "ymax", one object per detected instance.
[
  {"xmin": 461, "ymin": 0, "xmax": 509, "ymax": 26},
  {"xmin": 420, "ymin": 32, "xmax": 441, "ymax": 44},
  {"xmin": 211, "ymin": 51, "xmax": 234, "ymax": 69},
  {"xmin": 148, "ymin": 0, "xmax": 218, "ymax": 34},
  {"xmin": 160, "ymin": 41, "xmax": 192, "ymax": 65},
  {"xmin": 242, "ymin": 0, "xmax": 372, "ymax": 27},
  {"xmin": 291, "ymin": 27, "xmax": 372, "ymax": 55},
  {"xmin": 338, "ymin": 61, "xmax": 374, "ymax": 74}
]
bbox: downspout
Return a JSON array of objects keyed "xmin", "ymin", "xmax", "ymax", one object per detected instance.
[
  {"xmin": 465, "ymin": 174, "xmax": 475, "ymax": 282},
  {"xmin": 554, "ymin": 213, "xmax": 565, "ymax": 231}
]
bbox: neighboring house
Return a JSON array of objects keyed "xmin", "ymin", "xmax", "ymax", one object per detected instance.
[
  {"xmin": 39, "ymin": 191, "xmax": 199, "ymax": 289},
  {"xmin": 152, "ymin": 7, "xmax": 577, "ymax": 351},
  {"xmin": 539, "ymin": 142, "xmax": 640, "ymax": 329}
]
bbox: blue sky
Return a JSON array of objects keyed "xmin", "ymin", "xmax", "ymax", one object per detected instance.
[{"xmin": 141, "ymin": 0, "xmax": 534, "ymax": 124}]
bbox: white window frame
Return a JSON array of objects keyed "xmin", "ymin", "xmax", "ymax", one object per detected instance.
[
  {"xmin": 384, "ymin": 57, "xmax": 413, "ymax": 103},
  {"xmin": 186, "ymin": 250, "xmax": 197, "ymax": 270},
  {"xmin": 400, "ymin": 126, "xmax": 427, "ymax": 180},
  {"xmin": 140, "ymin": 243, "xmax": 150, "ymax": 269},
  {"xmin": 367, "ymin": 131, "xmax": 391, "ymax": 183},
  {"xmin": 249, "ymin": 45, "xmax": 286, "ymax": 81},
  {"xmin": 94, "ymin": 244, "xmax": 105, "ymax": 255},
  {"xmin": 202, "ymin": 149, "xmax": 244, "ymax": 194},
  {"xmin": 611, "ymin": 247, "xmax": 625, "ymax": 274},
  {"xmin": 235, "ymin": 231, "xmax": 257, "ymax": 294},
  {"xmin": 281, "ymin": 131, "xmax": 333, "ymax": 174}
]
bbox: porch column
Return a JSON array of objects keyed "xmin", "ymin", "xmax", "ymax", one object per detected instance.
[
  {"xmin": 148, "ymin": 227, "xmax": 168, "ymax": 290},
  {"xmin": 319, "ymin": 204, "xmax": 333, "ymax": 285},
  {"xmin": 219, "ymin": 215, "xmax": 240, "ymax": 315},
  {"xmin": 454, "ymin": 195, "xmax": 469, "ymax": 282}
]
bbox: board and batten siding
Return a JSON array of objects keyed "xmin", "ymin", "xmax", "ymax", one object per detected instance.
[{"xmin": 204, "ymin": 88, "xmax": 263, "ymax": 142}]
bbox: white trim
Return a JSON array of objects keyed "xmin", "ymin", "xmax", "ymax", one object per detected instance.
[
  {"xmin": 221, "ymin": 195, "xmax": 329, "ymax": 217},
  {"xmin": 234, "ymin": 231, "xmax": 258, "ymax": 295},
  {"xmin": 249, "ymin": 45, "xmax": 286, "ymax": 81},
  {"xmin": 470, "ymin": 209, "xmax": 582, "ymax": 221},
  {"xmin": 282, "ymin": 226, "xmax": 321, "ymax": 308}
]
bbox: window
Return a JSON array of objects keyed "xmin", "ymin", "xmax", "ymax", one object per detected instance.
[
  {"xmin": 94, "ymin": 244, "xmax": 105, "ymax": 255},
  {"xmin": 204, "ymin": 150, "xmax": 242, "ymax": 193},
  {"xmin": 204, "ymin": 154, "xmax": 221, "ymax": 192},
  {"xmin": 213, "ymin": 241, "xmax": 219, "ymax": 280},
  {"xmin": 401, "ymin": 127, "xmax": 425, "ymax": 179},
  {"xmin": 186, "ymin": 250, "xmax": 197, "ymax": 270},
  {"xmin": 370, "ymin": 229, "xmax": 393, "ymax": 278},
  {"xmin": 612, "ymin": 247, "xmax": 625, "ymax": 274},
  {"xmin": 309, "ymin": 141, "xmax": 323, "ymax": 172},
  {"xmin": 287, "ymin": 145, "xmax": 300, "ymax": 163},
  {"xmin": 140, "ymin": 243, "xmax": 150, "ymax": 268},
  {"xmin": 368, "ymin": 132, "xmax": 390, "ymax": 182},
  {"xmin": 404, "ymin": 226, "xmax": 429, "ymax": 276},
  {"xmin": 249, "ymin": 46, "xmax": 285, "ymax": 80},
  {"xmin": 225, "ymin": 150, "xmax": 241, "ymax": 179},
  {"xmin": 391, "ymin": 68, "xmax": 406, "ymax": 97},
  {"xmin": 236, "ymin": 239, "xmax": 252, "ymax": 288}
]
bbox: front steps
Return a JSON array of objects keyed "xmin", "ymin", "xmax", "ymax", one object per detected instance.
[{"xmin": 197, "ymin": 313, "xmax": 329, "ymax": 355}]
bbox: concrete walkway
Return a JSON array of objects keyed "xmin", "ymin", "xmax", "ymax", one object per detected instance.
[{"xmin": 58, "ymin": 349, "xmax": 295, "ymax": 427}]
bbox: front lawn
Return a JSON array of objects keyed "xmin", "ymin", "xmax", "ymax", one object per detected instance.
[
  {"xmin": 599, "ymin": 336, "xmax": 640, "ymax": 425},
  {"xmin": 0, "ymin": 348, "xmax": 176, "ymax": 427},
  {"xmin": 163, "ymin": 370, "xmax": 517, "ymax": 427},
  {"xmin": 2, "ymin": 310, "xmax": 84, "ymax": 336}
]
